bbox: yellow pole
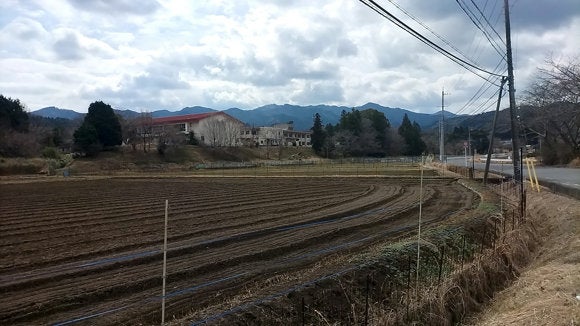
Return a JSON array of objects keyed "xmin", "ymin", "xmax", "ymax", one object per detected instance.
[
  {"xmin": 525, "ymin": 159, "xmax": 532, "ymax": 191},
  {"xmin": 531, "ymin": 160, "xmax": 540, "ymax": 192}
]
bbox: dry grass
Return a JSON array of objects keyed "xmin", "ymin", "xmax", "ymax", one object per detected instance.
[
  {"xmin": 567, "ymin": 157, "xmax": 580, "ymax": 167},
  {"xmin": 468, "ymin": 190, "xmax": 580, "ymax": 325}
]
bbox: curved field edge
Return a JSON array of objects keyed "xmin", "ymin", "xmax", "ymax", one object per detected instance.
[{"xmin": 180, "ymin": 178, "xmax": 553, "ymax": 325}]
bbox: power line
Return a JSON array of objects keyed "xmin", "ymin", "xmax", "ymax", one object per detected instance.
[
  {"xmin": 455, "ymin": 0, "xmax": 506, "ymax": 59},
  {"xmin": 470, "ymin": 0, "xmax": 506, "ymax": 46},
  {"xmin": 386, "ymin": 0, "xmax": 481, "ymax": 67},
  {"xmin": 359, "ymin": 0, "xmax": 505, "ymax": 82},
  {"xmin": 454, "ymin": 58, "xmax": 507, "ymax": 115}
]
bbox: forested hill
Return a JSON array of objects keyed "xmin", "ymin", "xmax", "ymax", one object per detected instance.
[{"xmin": 31, "ymin": 103, "xmax": 458, "ymax": 131}]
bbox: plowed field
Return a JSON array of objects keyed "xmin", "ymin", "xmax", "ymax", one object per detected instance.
[{"xmin": 0, "ymin": 176, "xmax": 475, "ymax": 325}]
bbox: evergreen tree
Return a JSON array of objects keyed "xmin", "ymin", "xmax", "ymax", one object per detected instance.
[
  {"xmin": 73, "ymin": 101, "xmax": 122, "ymax": 155},
  {"xmin": 398, "ymin": 114, "xmax": 426, "ymax": 156},
  {"xmin": 84, "ymin": 101, "xmax": 122, "ymax": 147},
  {"xmin": 361, "ymin": 109, "xmax": 390, "ymax": 153},
  {"xmin": 310, "ymin": 113, "xmax": 326, "ymax": 154},
  {"xmin": 0, "ymin": 94, "xmax": 29, "ymax": 132},
  {"xmin": 73, "ymin": 122, "xmax": 100, "ymax": 156}
]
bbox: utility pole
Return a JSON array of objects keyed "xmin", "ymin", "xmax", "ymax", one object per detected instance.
[
  {"xmin": 483, "ymin": 76, "xmax": 508, "ymax": 184},
  {"xmin": 439, "ymin": 87, "xmax": 449, "ymax": 162},
  {"xmin": 468, "ymin": 127, "xmax": 471, "ymax": 159},
  {"xmin": 504, "ymin": 0, "xmax": 522, "ymax": 183}
]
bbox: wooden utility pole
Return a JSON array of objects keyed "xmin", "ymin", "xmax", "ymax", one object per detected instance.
[
  {"xmin": 483, "ymin": 76, "xmax": 508, "ymax": 184},
  {"xmin": 504, "ymin": 0, "xmax": 522, "ymax": 183}
]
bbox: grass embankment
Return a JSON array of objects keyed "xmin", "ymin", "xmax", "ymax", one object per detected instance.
[
  {"xmin": 0, "ymin": 146, "xmax": 315, "ymax": 176},
  {"xmin": 468, "ymin": 189, "xmax": 579, "ymax": 325}
]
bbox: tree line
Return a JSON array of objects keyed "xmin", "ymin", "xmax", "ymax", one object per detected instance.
[{"xmin": 311, "ymin": 108, "xmax": 426, "ymax": 158}]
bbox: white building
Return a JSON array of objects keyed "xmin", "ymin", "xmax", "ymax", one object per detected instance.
[
  {"xmin": 239, "ymin": 122, "xmax": 311, "ymax": 147},
  {"xmin": 151, "ymin": 112, "xmax": 245, "ymax": 147}
]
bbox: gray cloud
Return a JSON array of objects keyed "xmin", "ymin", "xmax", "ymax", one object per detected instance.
[
  {"xmin": 337, "ymin": 39, "xmax": 358, "ymax": 57},
  {"xmin": 292, "ymin": 81, "xmax": 345, "ymax": 104},
  {"xmin": 53, "ymin": 32, "xmax": 84, "ymax": 60},
  {"xmin": 67, "ymin": 0, "xmax": 161, "ymax": 15}
]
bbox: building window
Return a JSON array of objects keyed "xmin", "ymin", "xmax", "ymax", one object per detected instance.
[{"xmin": 178, "ymin": 123, "xmax": 186, "ymax": 132}]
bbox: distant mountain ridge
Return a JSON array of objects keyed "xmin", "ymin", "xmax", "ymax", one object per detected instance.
[
  {"xmin": 31, "ymin": 103, "xmax": 459, "ymax": 131},
  {"xmin": 31, "ymin": 106, "xmax": 84, "ymax": 120}
]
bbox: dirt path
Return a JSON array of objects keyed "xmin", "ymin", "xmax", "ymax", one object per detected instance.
[{"xmin": 0, "ymin": 177, "xmax": 475, "ymax": 325}]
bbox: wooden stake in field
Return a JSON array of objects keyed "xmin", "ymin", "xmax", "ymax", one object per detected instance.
[
  {"xmin": 416, "ymin": 155, "xmax": 424, "ymax": 294},
  {"xmin": 161, "ymin": 200, "xmax": 169, "ymax": 325}
]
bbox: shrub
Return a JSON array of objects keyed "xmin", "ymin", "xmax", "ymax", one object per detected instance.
[{"xmin": 42, "ymin": 147, "xmax": 61, "ymax": 159}]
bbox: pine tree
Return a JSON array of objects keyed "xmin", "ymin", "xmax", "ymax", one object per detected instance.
[
  {"xmin": 311, "ymin": 113, "xmax": 326, "ymax": 154},
  {"xmin": 398, "ymin": 114, "xmax": 426, "ymax": 156}
]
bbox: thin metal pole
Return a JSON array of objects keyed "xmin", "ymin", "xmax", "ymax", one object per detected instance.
[
  {"xmin": 416, "ymin": 155, "xmax": 424, "ymax": 289},
  {"xmin": 161, "ymin": 200, "xmax": 168, "ymax": 325}
]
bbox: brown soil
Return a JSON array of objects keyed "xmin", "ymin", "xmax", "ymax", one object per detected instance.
[{"xmin": 0, "ymin": 176, "xmax": 475, "ymax": 325}]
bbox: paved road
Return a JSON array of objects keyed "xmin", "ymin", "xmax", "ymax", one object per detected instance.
[{"xmin": 446, "ymin": 156, "xmax": 580, "ymax": 191}]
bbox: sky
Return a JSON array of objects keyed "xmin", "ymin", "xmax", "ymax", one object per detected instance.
[{"xmin": 1, "ymin": 0, "xmax": 578, "ymax": 114}]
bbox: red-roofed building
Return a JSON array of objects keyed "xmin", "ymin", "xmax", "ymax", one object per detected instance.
[{"xmin": 151, "ymin": 112, "xmax": 245, "ymax": 147}]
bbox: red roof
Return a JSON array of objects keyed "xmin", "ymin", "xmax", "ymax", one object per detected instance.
[{"xmin": 151, "ymin": 112, "xmax": 225, "ymax": 125}]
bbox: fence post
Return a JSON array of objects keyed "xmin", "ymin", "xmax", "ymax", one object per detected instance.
[
  {"xmin": 437, "ymin": 245, "xmax": 445, "ymax": 286},
  {"xmin": 161, "ymin": 200, "xmax": 169, "ymax": 325},
  {"xmin": 480, "ymin": 223, "xmax": 487, "ymax": 254},
  {"xmin": 301, "ymin": 296, "xmax": 305, "ymax": 326},
  {"xmin": 364, "ymin": 274, "xmax": 370, "ymax": 326},
  {"xmin": 512, "ymin": 209, "xmax": 515, "ymax": 230},
  {"xmin": 406, "ymin": 255, "xmax": 411, "ymax": 321},
  {"xmin": 502, "ymin": 214, "xmax": 506, "ymax": 237},
  {"xmin": 493, "ymin": 218, "xmax": 497, "ymax": 249},
  {"xmin": 461, "ymin": 235, "xmax": 466, "ymax": 269}
]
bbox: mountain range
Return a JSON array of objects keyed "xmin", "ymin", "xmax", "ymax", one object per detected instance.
[{"xmin": 31, "ymin": 103, "xmax": 459, "ymax": 131}]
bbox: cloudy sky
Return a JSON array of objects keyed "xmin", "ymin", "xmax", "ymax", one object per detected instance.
[{"xmin": 1, "ymin": 0, "xmax": 578, "ymax": 114}]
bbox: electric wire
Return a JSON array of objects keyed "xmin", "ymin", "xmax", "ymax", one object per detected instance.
[
  {"xmin": 455, "ymin": 0, "xmax": 506, "ymax": 59},
  {"xmin": 470, "ymin": 0, "xmax": 506, "ymax": 46},
  {"xmin": 454, "ymin": 58, "xmax": 507, "ymax": 116},
  {"xmin": 386, "ymin": 0, "xmax": 481, "ymax": 67},
  {"xmin": 359, "ymin": 0, "xmax": 504, "ymax": 83}
]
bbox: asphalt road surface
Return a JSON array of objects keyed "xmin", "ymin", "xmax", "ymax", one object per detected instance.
[{"xmin": 446, "ymin": 156, "xmax": 580, "ymax": 191}]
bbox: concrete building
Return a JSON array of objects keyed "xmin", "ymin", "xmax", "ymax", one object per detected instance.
[{"xmin": 239, "ymin": 122, "xmax": 311, "ymax": 147}]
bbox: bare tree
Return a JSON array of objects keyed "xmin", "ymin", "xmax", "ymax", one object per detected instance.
[
  {"xmin": 201, "ymin": 118, "xmax": 223, "ymax": 147},
  {"xmin": 523, "ymin": 56, "xmax": 580, "ymax": 164},
  {"xmin": 137, "ymin": 112, "xmax": 153, "ymax": 152},
  {"xmin": 223, "ymin": 120, "xmax": 241, "ymax": 147}
]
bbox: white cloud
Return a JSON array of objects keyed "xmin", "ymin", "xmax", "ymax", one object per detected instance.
[{"xmin": 0, "ymin": 0, "xmax": 578, "ymax": 114}]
